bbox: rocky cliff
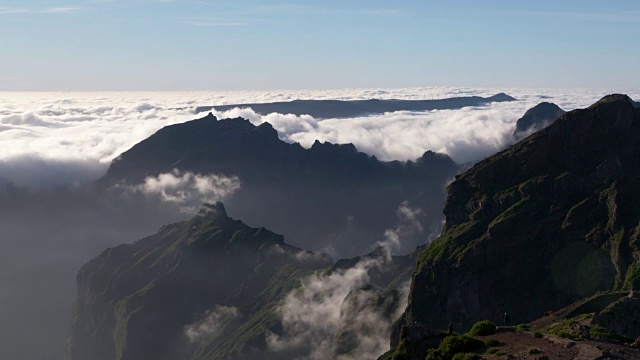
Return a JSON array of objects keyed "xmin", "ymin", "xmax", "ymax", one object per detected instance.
[{"xmin": 386, "ymin": 94, "xmax": 640, "ymax": 359}]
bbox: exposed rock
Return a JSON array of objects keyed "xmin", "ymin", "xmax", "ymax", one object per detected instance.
[{"xmin": 594, "ymin": 293, "xmax": 640, "ymax": 339}]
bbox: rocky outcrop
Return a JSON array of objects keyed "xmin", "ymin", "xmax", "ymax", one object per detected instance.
[
  {"xmin": 594, "ymin": 292, "xmax": 640, "ymax": 339},
  {"xmin": 386, "ymin": 94, "xmax": 640, "ymax": 359},
  {"xmin": 513, "ymin": 102, "xmax": 565, "ymax": 140},
  {"xmin": 98, "ymin": 114, "xmax": 459, "ymax": 257}
]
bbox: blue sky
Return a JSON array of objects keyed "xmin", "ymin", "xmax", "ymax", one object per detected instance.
[{"xmin": 1, "ymin": 0, "xmax": 639, "ymax": 91}]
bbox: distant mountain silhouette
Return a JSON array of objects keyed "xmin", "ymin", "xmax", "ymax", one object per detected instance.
[
  {"xmin": 513, "ymin": 102, "xmax": 565, "ymax": 140},
  {"xmin": 195, "ymin": 93, "xmax": 516, "ymax": 119},
  {"xmin": 99, "ymin": 114, "xmax": 459, "ymax": 257}
]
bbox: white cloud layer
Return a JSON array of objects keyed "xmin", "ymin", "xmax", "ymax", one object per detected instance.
[{"xmin": 0, "ymin": 87, "xmax": 637, "ymax": 187}]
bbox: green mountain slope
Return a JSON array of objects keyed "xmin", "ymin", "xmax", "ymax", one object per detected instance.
[{"xmin": 66, "ymin": 203, "xmax": 414, "ymax": 360}]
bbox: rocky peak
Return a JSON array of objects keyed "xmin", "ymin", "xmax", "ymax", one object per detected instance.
[
  {"xmin": 513, "ymin": 101, "xmax": 565, "ymax": 139},
  {"xmin": 310, "ymin": 140, "xmax": 358, "ymax": 153},
  {"xmin": 487, "ymin": 93, "xmax": 517, "ymax": 102},
  {"xmin": 196, "ymin": 201, "xmax": 228, "ymax": 220},
  {"xmin": 252, "ymin": 121, "xmax": 279, "ymax": 138},
  {"xmin": 590, "ymin": 93, "xmax": 635, "ymax": 107}
]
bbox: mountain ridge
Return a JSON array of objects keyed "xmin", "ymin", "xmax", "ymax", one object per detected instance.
[
  {"xmin": 66, "ymin": 202, "xmax": 415, "ymax": 360},
  {"xmin": 194, "ymin": 93, "xmax": 516, "ymax": 119}
]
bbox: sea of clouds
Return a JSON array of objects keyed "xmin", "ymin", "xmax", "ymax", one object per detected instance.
[
  {"xmin": 0, "ymin": 87, "xmax": 637, "ymax": 359},
  {"xmin": 0, "ymin": 87, "xmax": 638, "ymax": 188}
]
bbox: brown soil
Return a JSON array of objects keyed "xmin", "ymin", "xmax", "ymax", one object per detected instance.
[{"xmin": 476, "ymin": 330, "xmax": 640, "ymax": 359}]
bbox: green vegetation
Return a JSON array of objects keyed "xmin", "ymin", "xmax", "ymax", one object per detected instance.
[
  {"xmin": 486, "ymin": 347, "xmax": 505, "ymax": 356},
  {"xmin": 515, "ymin": 324, "xmax": 530, "ymax": 333},
  {"xmin": 543, "ymin": 313, "xmax": 593, "ymax": 340},
  {"xmin": 484, "ymin": 338, "xmax": 501, "ymax": 347},
  {"xmin": 452, "ymin": 353, "xmax": 483, "ymax": 360},
  {"xmin": 590, "ymin": 325, "xmax": 633, "ymax": 343},
  {"xmin": 425, "ymin": 335, "xmax": 484, "ymax": 360},
  {"xmin": 417, "ymin": 221, "xmax": 479, "ymax": 265},
  {"xmin": 541, "ymin": 312, "xmax": 632, "ymax": 343},
  {"xmin": 467, "ymin": 320, "xmax": 497, "ymax": 336}
]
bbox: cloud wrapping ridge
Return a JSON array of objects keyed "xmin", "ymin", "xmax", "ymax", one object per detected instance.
[
  {"xmin": 0, "ymin": 88, "xmax": 637, "ymax": 187},
  {"xmin": 267, "ymin": 202, "xmax": 422, "ymax": 359},
  {"xmin": 184, "ymin": 306, "xmax": 240, "ymax": 343}
]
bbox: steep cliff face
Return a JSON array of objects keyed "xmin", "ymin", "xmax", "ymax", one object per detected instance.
[
  {"xmin": 98, "ymin": 114, "xmax": 459, "ymax": 257},
  {"xmin": 388, "ymin": 95, "xmax": 640, "ymax": 358}
]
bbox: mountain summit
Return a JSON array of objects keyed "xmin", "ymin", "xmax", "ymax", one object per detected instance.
[
  {"xmin": 512, "ymin": 101, "xmax": 565, "ymax": 140},
  {"xmin": 385, "ymin": 94, "xmax": 640, "ymax": 358}
]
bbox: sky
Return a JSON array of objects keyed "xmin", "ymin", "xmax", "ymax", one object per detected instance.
[{"xmin": 1, "ymin": 0, "xmax": 639, "ymax": 91}]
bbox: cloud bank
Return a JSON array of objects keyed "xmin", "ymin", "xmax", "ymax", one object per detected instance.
[
  {"xmin": 267, "ymin": 256, "xmax": 407, "ymax": 360},
  {"xmin": 0, "ymin": 88, "xmax": 637, "ymax": 188}
]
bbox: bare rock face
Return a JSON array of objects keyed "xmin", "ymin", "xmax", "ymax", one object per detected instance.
[
  {"xmin": 594, "ymin": 292, "xmax": 640, "ymax": 339},
  {"xmin": 385, "ymin": 94, "xmax": 640, "ymax": 359}
]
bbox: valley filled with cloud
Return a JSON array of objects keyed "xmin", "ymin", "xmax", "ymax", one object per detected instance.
[{"xmin": 2, "ymin": 87, "xmax": 635, "ymax": 189}]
